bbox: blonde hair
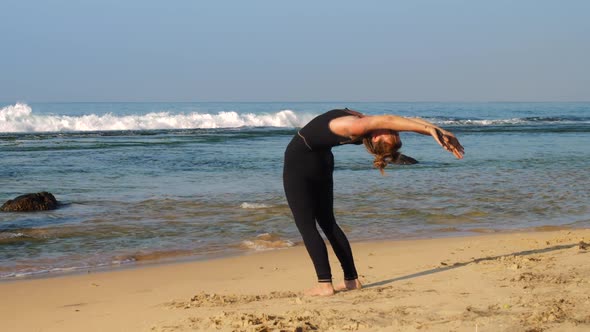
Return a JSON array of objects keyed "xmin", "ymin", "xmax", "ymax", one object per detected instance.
[{"xmin": 362, "ymin": 131, "xmax": 402, "ymax": 175}]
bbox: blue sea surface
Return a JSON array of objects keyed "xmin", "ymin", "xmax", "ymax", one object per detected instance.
[{"xmin": 0, "ymin": 102, "xmax": 589, "ymax": 278}]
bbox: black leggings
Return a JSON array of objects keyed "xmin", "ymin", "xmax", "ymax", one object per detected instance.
[{"xmin": 283, "ymin": 135, "xmax": 358, "ymax": 282}]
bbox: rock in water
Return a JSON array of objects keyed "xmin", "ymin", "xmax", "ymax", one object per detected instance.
[
  {"xmin": 392, "ymin": 154, "xmax": 419, "ymax": 165},
  {"xmin": 1, "ymin": 192, "xmax": 59, "ymax": 212}
]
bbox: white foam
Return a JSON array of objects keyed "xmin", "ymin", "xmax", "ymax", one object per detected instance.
[
  {"xmin": 240, "ymin": 202, "xmax": 271, "ymax": 209},
  {"xmin": 438, "ymin": 118, "xmax": 526, "ymax": 126},
  {"xmin": 240, "ymin": 233, "xmax": 295, "ymax": 251},
  {"xmin": 0, "ymin": 232, "xmax": 26, "ymax": 240},
  {"xmin": 0, "ymin": 103, "xmax": 312, "ymax": 133}
]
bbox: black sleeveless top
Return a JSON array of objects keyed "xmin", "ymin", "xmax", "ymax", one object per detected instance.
[{"xmin": 297, "ymin": 109, "xmax": 364, "ymax": 150}]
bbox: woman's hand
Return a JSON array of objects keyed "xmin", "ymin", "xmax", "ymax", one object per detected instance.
[{"xmin": 429, "ymin": 127, "xmax": 464, "ymax": 159}]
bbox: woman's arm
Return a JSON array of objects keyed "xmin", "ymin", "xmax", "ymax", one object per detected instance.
[
  {"xmin": 364, "ymin": 115, "xmax": 435, "ymax": 135},
  {"xmin": 331, "ymin": 115, "xmax": 464, "ymax": 159},
  {"xmin": 333, "ymin": 115, "xmax": 439, "ymax": 136},
  {"xmin": 407, "ymin": 117, "xmax": 464, "ymax": 159},
  {"xmin": 407, "ymin": 117, "xmax": 443, "ymax": 130},
  {"xmin": 407, "ymin": 117, "xmax": 464, "ymax": 156},
  {"xmin": 331, "ymin": 115, "xmax": 430, "ymax": 136}
]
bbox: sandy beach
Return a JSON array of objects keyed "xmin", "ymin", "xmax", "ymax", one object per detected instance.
[{"xmin": 1, "ymin": 229, "xmax": 589, "ymax": 332}]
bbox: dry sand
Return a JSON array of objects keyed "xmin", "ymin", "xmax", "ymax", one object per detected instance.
[{"xmin": 1, "ymin": 229, "xmax": 589, "ymax": 332}]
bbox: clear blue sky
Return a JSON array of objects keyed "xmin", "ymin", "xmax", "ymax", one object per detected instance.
[{"xmin": 1, "ymin": 0, "xmax": 589, "ymax": 102}]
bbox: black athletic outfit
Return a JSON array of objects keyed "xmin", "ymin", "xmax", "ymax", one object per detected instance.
[{"xmin": 283, "ymin": 109, "xmax": 362, "ymax": 282}]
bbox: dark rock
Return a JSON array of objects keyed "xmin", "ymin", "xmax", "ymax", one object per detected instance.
[
  {"xmin": 392, "ymin": 154, "xmax": 419, "ymax": 165},
  {"xmin": 1, "ymin": 192, "xmax": 59, "ymax": 212}
]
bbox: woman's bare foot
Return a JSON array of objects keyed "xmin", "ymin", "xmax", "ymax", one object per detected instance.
[
  {"xmin": 304, "ymin": 283, "xmax": 335, "ymax": 296},
  {"xmin": 334, "ymin": 279, "xmax": 362, "ymax": 292}
]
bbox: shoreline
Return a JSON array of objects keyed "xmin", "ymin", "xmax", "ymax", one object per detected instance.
[
  {"xmin": 1, "ymin": 229, "xmax": 589, "ymax": 331},
  {"xmin": 0, "ymin": 224, "xmax": 581, "ymax": 283}
]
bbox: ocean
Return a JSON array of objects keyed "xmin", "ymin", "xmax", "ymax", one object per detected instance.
[{"xmin": 1, "ymin": 102, "xmax": 589, "ymax": 279}]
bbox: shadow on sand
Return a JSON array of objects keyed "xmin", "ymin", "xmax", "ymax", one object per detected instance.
[{"xmin": 364, "ymin": 241, "xmax": 585, "ymax": 289}]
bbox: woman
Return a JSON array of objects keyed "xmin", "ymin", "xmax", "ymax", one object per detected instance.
[{"xmin": 283, "ymin": 108, "xmax": 464, "ymax": 296}]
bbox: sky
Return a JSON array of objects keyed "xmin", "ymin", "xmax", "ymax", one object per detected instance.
[{"xmin": 1, "ymin": 0, "xmax": 589, "ymax": 102}]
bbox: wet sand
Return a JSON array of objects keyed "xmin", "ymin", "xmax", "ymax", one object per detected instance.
[{"xmin": 1, "ymin": 229, "xmax": 589, "ymax": 331}]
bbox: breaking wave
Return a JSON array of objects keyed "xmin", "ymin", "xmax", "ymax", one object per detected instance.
[
  {"xmin": 428, "ymin": 116, "xmax": 590, "ymax": 126},
  {"xmin": 2, "ymin": 103, "xmax": 588, "ymax": 134},
  {"xmin": 0, "ymin": 103, "xmax": 311, "ymax": 133}
]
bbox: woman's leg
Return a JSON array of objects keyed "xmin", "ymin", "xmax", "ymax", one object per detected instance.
[
  {"xmin": 315, "ymin": 176, "xmax": 359, "ymax": 283},
  {"xmin": 283, "ymin": 174, "xmax": 333, "ymax": 283}
]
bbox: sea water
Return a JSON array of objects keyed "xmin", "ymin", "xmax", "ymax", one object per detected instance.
[{"xmin": 1, "ymin": 102, "xmax": 589, "ymax": 279}]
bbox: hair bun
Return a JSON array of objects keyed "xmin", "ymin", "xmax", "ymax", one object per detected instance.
[
  {"xmin": 373, "ymin": 155, "xmax": 388, "ymax": 172},
  {"xmin": 363, "ymin": 135, "xmax": 401, "ymax": 175}
]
